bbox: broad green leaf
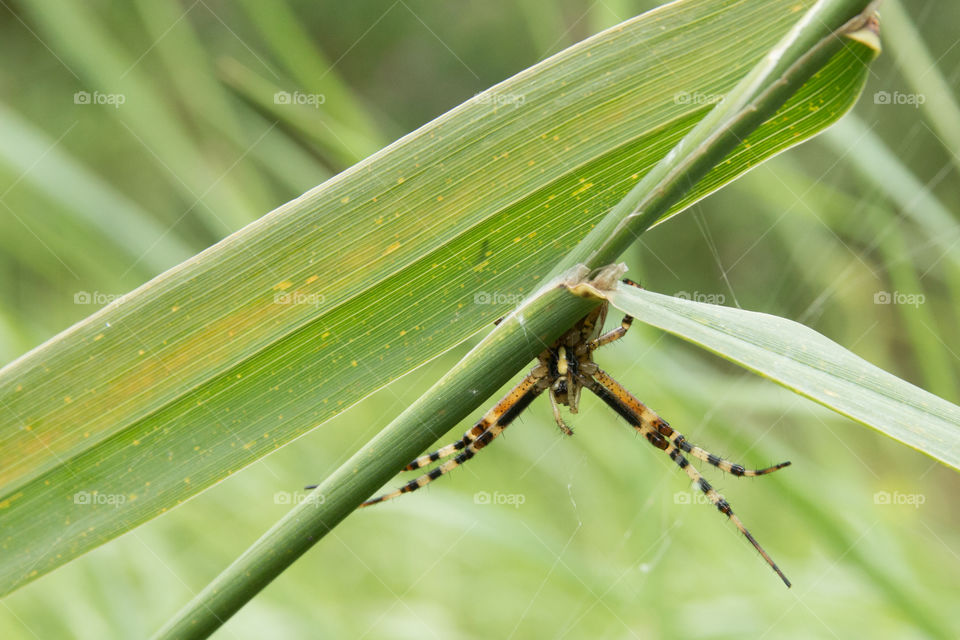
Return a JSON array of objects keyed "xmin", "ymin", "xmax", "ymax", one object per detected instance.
[
  {"xmin": 0, "ymin": 0, "xmax": 873, "ymax": 596},
  {"xmin": 608, "ymin": 285, "xmax": 960, "ymax": 469}
]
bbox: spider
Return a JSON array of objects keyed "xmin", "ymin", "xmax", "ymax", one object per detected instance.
[{"xmin": 356, "ymin": 279, "xmax": 791, "ymax": 586}]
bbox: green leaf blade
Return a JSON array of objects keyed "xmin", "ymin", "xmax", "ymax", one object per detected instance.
[{"xmin": 608, "ymin": 286, "xmax": 960, "ymax": 469}]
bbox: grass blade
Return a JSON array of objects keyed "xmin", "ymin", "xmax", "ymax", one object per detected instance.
[{"xmin": 608, "ymin": 285, "xmax": 960, "ymax": 469}]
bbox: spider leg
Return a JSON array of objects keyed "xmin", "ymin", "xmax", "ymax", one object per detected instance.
[
  {"xmin": 578, "ymin": 370, "xmax": 791, "ymax": 587},
  {"xmin": 549, "ymin": 387, "xmax": 574, "ymax": 436},
  {"xmin": 401, "ymin": 366, "xmax": 549, "ymax": 471},
  {"xmin": 361, "ymin": 372, "xmax": 548, "ymax": 506},
  {"xmin": 589, "ymin": 279, "xmax": 642, "ymax": 350},
  {"xmin": 589, "ymin": 315, "xmax": 633, "ymax": 351},
  {"xmin": 590, "ymin": 369, "xmax": 790, "ymax": 477}
]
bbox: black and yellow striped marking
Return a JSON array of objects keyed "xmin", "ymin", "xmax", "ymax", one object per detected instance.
[
  {"xmin": 361, "ymin": 373, "xmax": 546, "ymax": 506},
  {"xmin": 580, "ymin": 368, "xmax": 791, "ymax": 587},
  {"xmin": 591, "ymin": 368, "xmax": 790, "ymax": 477},
  {"xmin": 348, "ymin": 294, "xmax": 792, "ymax": 587}
]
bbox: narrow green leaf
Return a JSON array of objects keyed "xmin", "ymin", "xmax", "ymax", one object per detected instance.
[
  {"xmin": 0, "ymin": 103, "xmax": 194, "ymax": 274},
  {"xmin": 232, "ymin": 0, "xmax": 392, "ymax": 148},
  {"xmin": 19, "ymin": 0, "xmax": 261, "ymax": 230},
  {"xmin": 882, "ymin": 0, "xmax": 960, "ymax": 176},
  {"xmin": 607, "ymin": 285, "xmax": 960, "ymax": 469},
  {"xmin": 217, "ymin": 57, "xmax": 371, "ymax": 167},
  {"xmin": 822, "ymin": 114, "xmax": 960, "ymax": 274}
]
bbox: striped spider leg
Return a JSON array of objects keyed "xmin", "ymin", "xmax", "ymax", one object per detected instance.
[
  {"xmin": 356, "ymin": 280, "xmax": 792, "ymax": 586},
  {"xmin": 575, "ymin": 369, "xmax": 791, "ymax": 587},
  {"xmin": 355, "ymin": 306, "xmax": 608, "ymax": 506},
  {"xmin": 359, "ymin": 369, "xmax": 551, "ymax": 505}
]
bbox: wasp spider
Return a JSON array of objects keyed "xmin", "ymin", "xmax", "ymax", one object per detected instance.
[{"xmin": 349, "ymin": 280, "xmax": 791, "ymax": 586}]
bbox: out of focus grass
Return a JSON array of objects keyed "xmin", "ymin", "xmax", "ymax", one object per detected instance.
[{"xmin": 1, "ymin": 1, "xmax": 958, "ymax": 638}]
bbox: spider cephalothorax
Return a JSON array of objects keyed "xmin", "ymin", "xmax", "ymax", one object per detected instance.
[
  {"xmin": 349, "ymin": 280, "xmax": 792, "ymax": 586},
  {"xmin": 538, "ymin": 303, "xmax": 606, "ymax": 435}
]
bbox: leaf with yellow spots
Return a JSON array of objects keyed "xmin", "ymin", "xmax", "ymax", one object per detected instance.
[{"xmin": 0, "ymin": 0, "xmax": 877, "ymax": 599}]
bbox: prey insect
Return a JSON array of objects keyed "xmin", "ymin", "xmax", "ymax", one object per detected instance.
[{"xmin": 345, "ymin": 280, "xmax": 792, "ymax": 586}]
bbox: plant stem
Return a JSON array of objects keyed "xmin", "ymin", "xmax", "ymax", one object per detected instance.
[
  {"xmin": 552, "ymin": 0, "xmax": 878, "ymax": 275},
  {"xmin": 153, "ymin": 275, "xmax": 603, "ymax": 639}
]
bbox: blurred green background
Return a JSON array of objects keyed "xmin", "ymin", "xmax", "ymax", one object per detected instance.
[{"xmin": 1, "ymin": 0, "xmax": 958, "ymax": 638}]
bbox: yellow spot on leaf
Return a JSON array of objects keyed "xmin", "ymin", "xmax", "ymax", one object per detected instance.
[
  {"xmin": 0, "ymin": 492, "xmax": 24, "ymax": 509},
  {"xmin": 351, "ymin": 360, "xmax": 358, "ymax": 367},
  {"xmin": 340, "ymin": 196, "xmax": 350, "ymax": 204},
  {"xmin": 273, "ymin": 280, "xmax": 294, "ymax": 291},
  {"xmin": 383, "ymin": 241, "xmax": 401, "ymax": 256},
  {"xmin": 571, "ymin": 182, "xmax": 594, "ymax": 196},
  {"xmin": 305, "ymin": 275, "xmax": 319, "ymax": 285}
]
